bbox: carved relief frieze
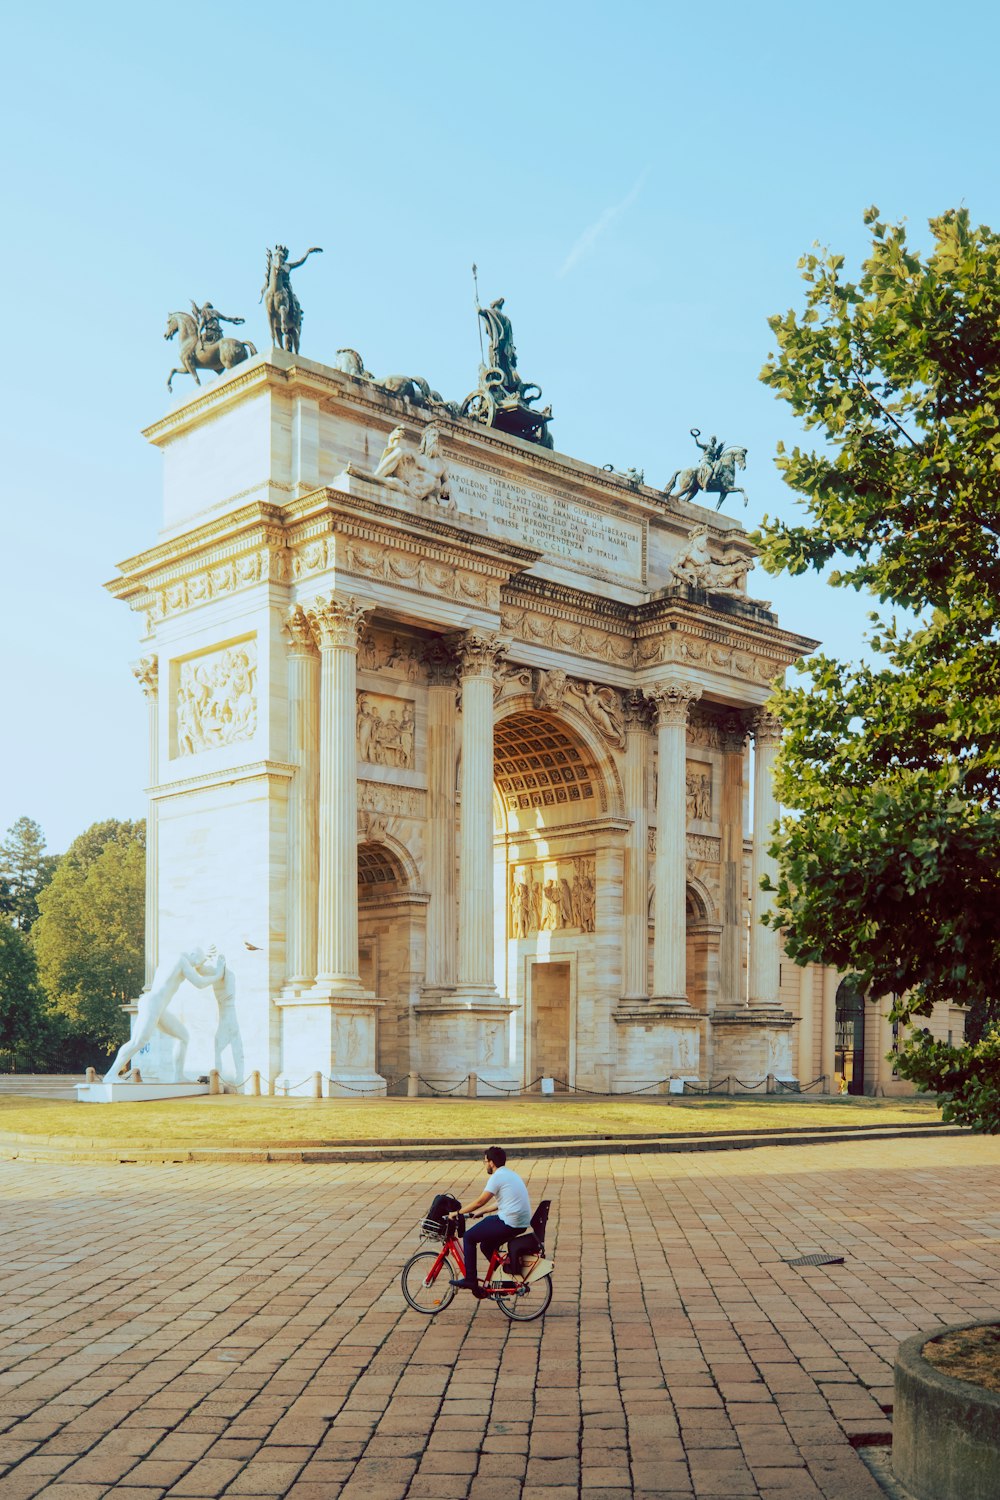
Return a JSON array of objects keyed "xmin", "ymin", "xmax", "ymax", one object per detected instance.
[
  {"xmin": 358, "ymin": 627, "xmax": 425, "ymax": 681},
  {"xmin": 357, "ymin": 692, "xmax": 415, "ymax": 769},
  {"xmin": 647, "ymin": 829, "xmax": 722, "ymax": 864},
  {"xmin": 500, "ymin": 604, "xmax": 635, "ymax": 667},
  {"xmin": 148, "ymin": 538, "xmax": 288, "ymax": 625},
  {"xmin": 357, "ymin": 780, "xmax": 426, "ymax": 820},
  {"xmin": 508, "ymin": 855, "xmax": 596, "ymax": 938},
  {"xmin": 686, "ymin": 761, "xmax": 713, "ymax": 821},
  {"xmin": 175, "ymin": 639, "xmax": 257, "ymax": 758}
]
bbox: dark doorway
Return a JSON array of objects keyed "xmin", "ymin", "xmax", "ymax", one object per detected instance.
[{"xmin": 835, "ymin": 980, "xmax": 866, "ymax": 1095}]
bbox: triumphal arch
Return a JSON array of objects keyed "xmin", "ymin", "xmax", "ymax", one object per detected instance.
[{"xmin": 110, "ymin": 297, "xmax": 818, "ymax": 1095}]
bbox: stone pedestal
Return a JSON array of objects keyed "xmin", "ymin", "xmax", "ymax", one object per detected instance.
[
  {"xmin": 711, "ymin": 1008, "xmax": 796, "ymax": 1086},
  {"xmin": 412, "ymin": 1000, "xmax": 518, "ymax": 1095},
  {"xmin": 275, "ymin": 995, "xmax": 385, "ymax": 1095},
  {"xmin": 613, "ymin": 1003, "xmax": 702, "ymax": 1091}
]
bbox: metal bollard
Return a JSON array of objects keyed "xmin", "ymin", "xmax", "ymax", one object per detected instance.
[
  {"xmin": 467, "ymin": 1072, "xmax": 478, "ymax": 1098},
  {"xmin": 250, "ymin": 1070, "xmax": 261, "ymax": 1097},
  {"xmin": 407, "ymin": 1071, "xmax": 419, "ymax": 1098},
  {"xmin": 313, "ymin": 1071, "xmax": 323, "ymax": 1099},
  {"xmin": 209, "ymin": 1070, "xmax": 221, "ymax": 1095}
]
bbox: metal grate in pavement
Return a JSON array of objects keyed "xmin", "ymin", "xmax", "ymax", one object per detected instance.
[{"xmin": 783, "ymin": 1252, "xmax": 846, "ymax": 1266}]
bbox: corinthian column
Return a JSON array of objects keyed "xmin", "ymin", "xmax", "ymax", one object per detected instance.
[
  {"xmin": 305, "ymin": 593, "xmax": 373, "ymax": 996},
  {"xmin": 719, "ymin": 715, "xmax": 748, "ymax": 1007},
  {"xmin": 424, "ymin": 641, "xmax": 458, "ymax": 992},
  {"xmin": 131, "ymin": 655, "xmax": 159, "ymax": 989},
  {"xmin": 649, "ymin": 678, "xmax": 701, "ymax": 1004},
  {"xmin": 454, "ymin": 630, "xmax": 507, "ymax": 998},
  {"xmin": 282, "ymin": 606, "xmax": 320, "ymax": 990},
  {"xmin": 749, "ymin": 709, "xmax": 783, "ymax": 1007},
  {"xmin": 621, "ymin": 692, "xmax": 652, "ymax": 1000}
]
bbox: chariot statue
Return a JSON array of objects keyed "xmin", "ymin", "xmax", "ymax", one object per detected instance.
[
  {"xmin": 664, "ymin": 428, "xmax": 749, "ymax": 510},
  {"xmin": 261, "ymin": 244, "xmax": 322, "ymax": 354},
  {"xmin": 164, "ymin": 304, "xmax": 257, "ymax": 393},
  {"xmin": 461, "ymin": 289, "xmax": 553, "ymax": 448}
]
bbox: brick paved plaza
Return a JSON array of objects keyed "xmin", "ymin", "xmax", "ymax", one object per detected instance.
[{"xmin": 1, "ymin": 1135, "xmax": 998, "ymax": 1499}]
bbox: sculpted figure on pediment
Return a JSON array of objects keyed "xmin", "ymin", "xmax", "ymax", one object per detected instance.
[
  {"xmin": 569, "ymin": 681, "xmax": 626, "ymax": 750},
  {"xmin": 348, "ymin": 424, "xmax": 453, "ymax": 507},
  {"xmin": 669, "ymin": 526, "xmax": 754, "ymax": 594}
]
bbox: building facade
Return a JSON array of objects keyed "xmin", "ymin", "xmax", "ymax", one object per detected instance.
[{"xmin": 109, "ymin": 349, "xmax": 923, "ymax": 1096}]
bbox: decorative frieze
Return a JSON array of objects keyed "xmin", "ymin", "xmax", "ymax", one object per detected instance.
[
  {"xmin": 509, "ymin": 856, "xmax": 596, "ymax": 937},
  {"xmin": 358, "ymin": 780, "xmax": 426, "ymax": 820},
  {"xmin": 500, "ymin": 604, "xmax": 636, "ymax": 666},
  {"xmin": 175, "ymin": 639, "xmax": 257, "ymax": 757},
  {"xmin": 647, "ymin": 830, "xmax": 722, "ymax": 863},
  {"xmin": 356, "ymin": 693, "xmax": 415, "ymax": 769},
  {"xmin": 358, "ymin": 628, "xmax": 425, "ymax": 680}
]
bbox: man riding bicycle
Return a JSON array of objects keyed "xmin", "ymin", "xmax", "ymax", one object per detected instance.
[{"xmin": 448, "ymin": 1145, "xmax": 531, "ymax": 1296}]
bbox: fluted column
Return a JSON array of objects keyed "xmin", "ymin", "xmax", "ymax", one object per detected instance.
[
  {"xmin": 306, "ymin": 593, "xmax": 373, "ymax": 995},
  {"xmin": 650, "ymin": 678, "xmax": 701, "ymax": 1004},
  {"xmin": 621, "ymin": 692, "xmax": 652, "ymax": 1000},
  {"xmin": 719, "ymin": 716, "xmax": 748, "ymax": 1007},
  {"xmin": 132, "ymin": 656, "xmax": 159, "ymax": 989},
  {"xmin": 424, "ymin": 642, "xmax": 458, "ymax": 991},
  {"xmin": 750, "ymin": 710, "xmax": 783, "ymax": 1007},
  {"xmin": 455, "ymin": 631, "xmax": 507, "ymax": 997},
  {"xmin": 283, "ymin": 606, "xmax": 320, "ymax": 989}
]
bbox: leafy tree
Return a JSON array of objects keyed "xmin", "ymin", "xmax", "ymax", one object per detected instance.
[
  {"xmin": 0, "ymin": 817, "xmax": 59, "ymax": 931},
  {"xmin": 0, "ymin": 918, "xmax": 51, "ymax": 1057},
  {"xmin": 33, "ymin": 820, "xmax": 145, "ymax": 1050},
  {"xmin": 755, "ymin": 207, "xmax": 1000, "ymax": 1128}
]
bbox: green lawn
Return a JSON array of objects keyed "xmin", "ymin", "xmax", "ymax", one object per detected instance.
[{"xmin": 0, "ymin": 1093, "xmax": 942, "ymax": 1149}]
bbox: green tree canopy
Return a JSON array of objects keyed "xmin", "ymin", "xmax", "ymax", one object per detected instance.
[
  {"xmin": 755, "ymin": 207, "xmax": 1000, "ymax": 1129},
  {"xmin": 33, "ymin": 819, "xmax": 145, "ymax": 1050},
  {"xmin": 0, "ymin": 917, "xmax": 51, "ymax": 1056},
  {"xmin": 0, "ymin": 817, "xmax": 60, "ymax": 932}
]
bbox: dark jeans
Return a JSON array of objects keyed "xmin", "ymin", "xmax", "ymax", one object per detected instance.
[{"xmin": 463, "ymin": 1214, "xmax": 518, "ymax": 1283}]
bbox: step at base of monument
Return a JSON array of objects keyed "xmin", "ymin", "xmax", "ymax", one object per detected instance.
[{"xmin": 75, "ymin": 1082, "xmax": 212, "ymax": 1104}]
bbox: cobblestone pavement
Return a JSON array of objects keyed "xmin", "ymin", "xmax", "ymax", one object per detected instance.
[{"xmin": 1, "ymin": 1135, "xmax": 998, "ymax": 1500}]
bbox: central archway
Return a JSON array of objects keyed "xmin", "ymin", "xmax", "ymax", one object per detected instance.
[{"xmin": 492, "ymin": 703, "xmax": 621, "ymax": 1089}]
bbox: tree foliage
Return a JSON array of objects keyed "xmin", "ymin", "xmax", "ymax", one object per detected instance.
[
  {"xmin": 33, "ymin": 820, "xmax": 145, "ymax": 1050},
  {"xmin": 755, "ymin": 207, "xmax": 1000, "ymax": 1126},
  {"xmin": 0, "ymin": 918, "xmax": 51, "ymax": 1055},
  {"xmin": 0, "ymin": 817, "xmax": 60, "ymax": 932}
]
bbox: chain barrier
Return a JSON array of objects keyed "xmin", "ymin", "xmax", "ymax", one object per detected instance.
[
  {"xmin": 416, "ymin": 1074, "xmax": 472, "ymax": 1095},
  {"xmin": 327, "ymin": 1075, "xmax": 405, "ymax": 1095}
]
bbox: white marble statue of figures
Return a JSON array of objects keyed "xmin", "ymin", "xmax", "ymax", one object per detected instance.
[
  {"xmin": 669, "ymin": 526, "xmax": 754, "ymax": 594},
  {"xmin": 197, "ymin": 953, "xmax": 245, "ymax": 1084},
  {"xmin": 349, "ymin": 424, "xmax": 452, "ymax": 506},
  {"xmin": 103, "ymin": 948, "xmax": 219, "ymax": 1083}
]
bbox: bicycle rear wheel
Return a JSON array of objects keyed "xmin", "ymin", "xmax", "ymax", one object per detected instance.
[
  {"xmin": 401, "ymin": 1250, "xmax": 457, "ymax": 1314},
  {"xmin": 494, "ymin": 1273, "xmax": 552, "ymax": 1321}
]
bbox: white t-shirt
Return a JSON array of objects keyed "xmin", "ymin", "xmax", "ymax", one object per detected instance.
[{"xmin": 486, "ymin": 1165, "xmax": 531, "ymax": 1228}]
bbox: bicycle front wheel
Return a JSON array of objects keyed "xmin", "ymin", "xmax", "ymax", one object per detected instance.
[
  {"xmin": 401, "ymin": 1250, "xmax": 457, "ymax": 1314},
  {"xmin": 494, "ymin": 1273, "xmax": 552, "ymax": 1321}
]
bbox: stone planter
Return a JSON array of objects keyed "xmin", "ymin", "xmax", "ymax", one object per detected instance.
[{"xmin": 894, "ymin": 1321, "xmax": 1000, "ymax": 1500}]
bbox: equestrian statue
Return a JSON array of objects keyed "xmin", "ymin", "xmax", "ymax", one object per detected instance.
[
  {"xmin": 164, "ymin": 304, "xmax": 257, "ymax": 393},
  {"xmin": 261, "ymin": 244, "xmax": 322, "ymax": 354},
  {"xmin": 664, "ymin": 428, "xmax": 749, "ymax": 510}
]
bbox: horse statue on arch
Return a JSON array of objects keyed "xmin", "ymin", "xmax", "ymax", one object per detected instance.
[
  {"xmin": 664, "ymin": 429, "xmax": 749, "ymax": 510},
  {"xmin": 164, "ymin": 310, "xmax": 257, "ymax": 393},
  {"xmin": 261, "ymin": 244, "xmax": 322, "ymax": 353}
]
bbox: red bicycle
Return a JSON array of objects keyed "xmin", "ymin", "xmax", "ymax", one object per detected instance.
[{"xmin": 401, "ymin": 1202, "xmax": 553, "ymax": 1322}]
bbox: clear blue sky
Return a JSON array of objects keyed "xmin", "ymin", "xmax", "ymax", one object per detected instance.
[{"xmin": 3, "ymin": 0, "xmax": 998, "ymax": 853}]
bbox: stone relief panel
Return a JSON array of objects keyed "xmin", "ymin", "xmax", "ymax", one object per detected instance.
[
  {"xmin": 686, "ymin": 761, "xmax": 713, "ymax": 821},
  {"xmin": 358, "ymin": 627, "xmax": 425, "ymax": 680},
  {"xmin": 357, "ymin": 693, "xmax": 415, "ymax": 769},
  {"xmin": 174, "ymin": 639, "xmax": 257, "ymax": 758},
  {"xmin": 150, "ymin": 542, "xmax": 287, "ymax": 627},
  {"xmin": 500, "ymin": 604, "xmax": 635, "ymax": 667},
  {"xmin": 508, "ymin": 856, "xmax": 596, "ymax": 938},
  {"xmin": 358, "ymin": 780, "xmax": 426, "ymax": 820}
]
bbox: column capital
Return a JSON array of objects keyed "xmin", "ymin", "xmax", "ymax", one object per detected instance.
[
  {"xmin": 752, "ymin": 708, "xmax": 784, "ymax": 748},
  {"xmin": 306, "ymin": 593, "xmax": 373, "ymax": 651},
  {"xmin": 131, "ymin": 655, "xmax": 158, "ymax": 698},
  {"xmin": 283, "ymin": 604, "xmax": 318, "ymax": 655},
  {"xmin": 451, "ymin": 629, "xmax": 510, "ymax": 681},
  {"xmin": 649, "ymin": 677, "xmax": 701, "ymax": 728},
  {"xmin": 720, "ymin": 712, "xmax": 749, "ymax": 753},
  {"xmin": 423, "ymin": 638, "xmax": 459, "ymax": 687},
  {"xmin": 623, "ymin": 689, "xmax": 655, "ymax": 733}
]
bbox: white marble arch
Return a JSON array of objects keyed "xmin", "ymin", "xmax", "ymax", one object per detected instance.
[
  {"xmin": 357, "ymin": 834, "xmax": 427, "ymax": 1084},
  {"xmin": 491, "ymin": 691, "xmax": 626, "ymax": 828},
  {"xmin": 685, "ymin": 876, "xmax": 717, "ymax": 925}
]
